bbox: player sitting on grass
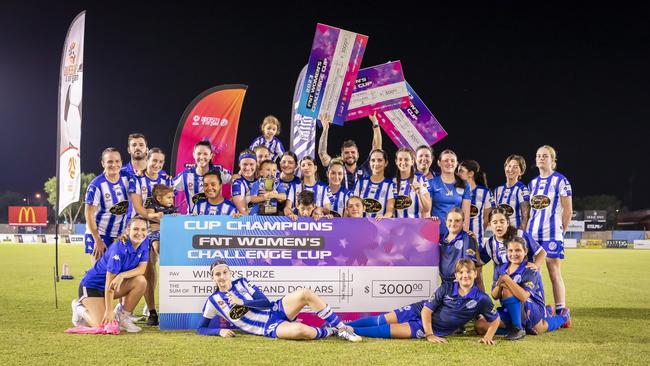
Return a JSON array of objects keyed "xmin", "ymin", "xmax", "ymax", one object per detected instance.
[
  {"xmin": 474, "ymin": 237, "xmax": 571, "ymax": 340},
  {"xmin": 196, "ymin": 260, "xmax": 362, "ymax": 342},
  {"xmin": 347, "ymin": 259, "xmax": 500, "ymax": 345},
  {"xmin": 70, "ymin": 217, "xmax": 149, "ymax": 333}
]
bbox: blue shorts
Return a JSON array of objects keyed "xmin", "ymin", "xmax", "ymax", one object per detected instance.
[
  {"xmin": 394, "ymin": 300, "xmax": 426, "ymax": 338},
  {"xmin": 84, "ymin": 234, "xmax": 116, "ymax": 254},
  {"xmin": 148, "ymin": 230, "xmax": 161, "ymax": 243},
  {"xmin": 263, "ymin": 299, "xmax": 292, "ymax": 338},
  {"xmin": 540, "ymin": 240, "xmax": 564, "ymax": 259},
  {"xmin": 497, "ymin": 300, "xmax": 545, "ymax": 333}
]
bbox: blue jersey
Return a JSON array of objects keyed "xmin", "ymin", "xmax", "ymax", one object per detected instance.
[
  {"xmin": 469, "ymin": 185, "xmax": 493, "ymax": 244},
  {"xmin": 249, "ymin": 178, "xmax": 288, "ymax": 215},
  {"xmin": 495, "ymin": 261, "xmax": 546, "ymax": 309},
  {"xmin": 480, "ymin": 230, "xmax": 543, "ymax": 283},
  {"xmin": 353, "ymin": 177, "xmax": 396, "ymax": 218},
  {"xmin": 80, "ymin": 238, "xmax": 149, "ymax": 291},
  {"xmin": 439, "ymin": 231, "xmax": 479, "ymax": 283},
  {"xmin": 392, "ymin": 173, "xmax": 430, "ymax": 218},
  {"xmin": 287, "ymin": 181, "xmax": 332, "ymax": 208},
  {"xmin": 527, "ymin": 172, "xmax": 572, "ymax": 242},
  {"xmin": 200, "ymin": 278, "xmax": 274, "ymax": 336},
  {"xmin": 128, "ymin": 172, "xmax": 172, "ymax": 203},
  {"xmin": 120, "ymin": 162, "xmax": 137, "ymax": 177},
  {"xmin": 231, "ymin": 177, "xmax": 256, "ymax": 210},
  {"xmin": 173, "ymin": 166, "xmax": 232, "ymax": 214},
  {"xmin": 494, "ymin": 181, "xmax": 530, "ymax": 228},
  {"xmin": 192, "ymin": 198, "xmax": 237, "ymax": 215},
  {"xmin": 328, "ymin": 186, "xmax": 350, "ymax": 217},
  {"xmin": 428, "ymin": 176, "xmax": 471, "ymax": 237},
  {"xmin": 424, "ymin": 282, "xmax": 498, "ymax": 337},
  {"xmin": 85, "ymin": 172, "xmax": 131, "ymax": 237},
  {"xmin": 249, "ymin": 136, "xmax": 285, "ymax": 161},
  {"xmin": 341, "ymin": 157, "xmax": 371, "ymax": 191},
  {"xmin": 278, "ymin": 175, "xmax": 301, "ymax": 193}
]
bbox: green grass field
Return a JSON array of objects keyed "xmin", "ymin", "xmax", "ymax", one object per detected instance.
[{"xmin": 1, "ymin": 245, "xmax": 649, "ymax": 365}]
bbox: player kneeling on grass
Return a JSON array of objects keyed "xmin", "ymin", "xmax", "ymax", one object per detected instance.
[
  {"xmin": 197, "ymin": 260, "xmax": 361, "ymax": 342},
  {"xmin": 347, "ymin": 259, "xmax": 500, "ymax": 345},
  {"xmin": 475, "ymin": 237, "xmax": 571, "ymax": 341},
  {"xmin": 70, "ymin": 217, "xmax": 149, "ymax": 333}
]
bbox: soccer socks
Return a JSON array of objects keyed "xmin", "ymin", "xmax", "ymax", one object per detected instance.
[
  {"xmin": 545, "ymin": 314, "xmax": 568, "ymax": 332},
  {"xmin": 312, "ymin": 326, "xmax": 332, "ymax": 339},
  {"xmin": 352, "ymin": 324, "xmax": 392, "ymax": 339},
  {"xmin": 316, "ymin": 305, "xmax": 343, "ymax": 328},
  {"xmin": 501, "ymin": 296, "xmax": 523, "ymax": 329},
  {"xmin": 347, "ymin": 315, "xmax": 387, "ymax": 328}
]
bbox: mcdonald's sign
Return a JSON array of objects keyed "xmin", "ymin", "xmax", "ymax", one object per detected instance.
[{"xmin": 8, "ymin": 206, "xmax": 48, "ymax": 227}]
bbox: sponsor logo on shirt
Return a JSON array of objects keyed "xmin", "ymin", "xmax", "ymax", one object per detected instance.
[
  {"xmin": 470, "ymin": 205, "xmax": 479, "ymax": 217},
  {"xmin": 363, "ymin": 198, "xmax": 382, "ymax": 214},
  {"xmin": 498, "ymin": 203, "xmax": 515, "ymax": 216},
  {"xmin": 112, "ymin": 255, "xmax": 120, "ymax": 261},
  {"xmin": 394, "ymin": 195, "xmax": 412, "ymax": 210},
  {"xmin": 465, "ymin": 299, "xmax": 477, "ymax": 309},
  {"xmin": 530, "ymin": 195, "xmax": 551, "ymax": 210}
]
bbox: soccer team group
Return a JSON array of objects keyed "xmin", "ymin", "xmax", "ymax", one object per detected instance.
[{"xmin": 68, "ymin": 113, "xmax": 573, "ymax": 344}]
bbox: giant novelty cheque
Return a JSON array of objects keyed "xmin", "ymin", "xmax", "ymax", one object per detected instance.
[{"xmin": 159, "ymin": 216, "xmax": 440, "ymax": 329}]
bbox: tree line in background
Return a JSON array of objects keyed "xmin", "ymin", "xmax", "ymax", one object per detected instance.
[{"xmin": 0, "ymin": 173, "xmax": 95, "ymax": 230}]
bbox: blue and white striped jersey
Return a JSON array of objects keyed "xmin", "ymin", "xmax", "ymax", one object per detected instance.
[
  {"xmin": 249, "ymin": 136, "xmax": 285, "ymax": 161},
  {"xmin": 392, "ymin": 173, "xmax": 429, "ymax": 218},
  {"xmin": 85, "ymin": 172, "xmax": 131, "ymax": 237},
  {"xmin": 191, "ymin": 198, "xmax": 238, "ymax": 215},
  {"xmin": 287, "ymin": 181, "xmax": 332, "ymax": 208},
  {"xmin": 493, "ymin": 181, "xmax": 530, "ymax": 228},
  {"xmin": 328, "ymin": 186, "xmax": 350, "ymax": 217},
  {"xmin": 527, "ymin": 172, "xmax": 572, "ymax": 242},
  {"xmin": 353, "ymin": 177, "xmax": 396, "ymax": 218},
  {"xmin": 128, "ymin": 172, "xmax": 172, "ymax": 202},
  {"xmin": 469, "ymin": 185, "xmax": 493, "ymax": 244},
  {"xmin": 173, "ymin": 166, "xmax": 232, "ymax": 214},
  {"xmin": 201, "ymin": 278, "xmax": 271, "ymax": 336},
  {"xmin": 231, "ymin": 177, "xmax": 256, "ymax": 211}
]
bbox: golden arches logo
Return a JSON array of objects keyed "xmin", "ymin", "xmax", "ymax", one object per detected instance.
[
  {"xmin": 18, "ymin": 207, "xmax": 36, "ymax": 224},
  {"xmin": 68, "ymin": 157, "xmax": 76, "ymax": 179}
]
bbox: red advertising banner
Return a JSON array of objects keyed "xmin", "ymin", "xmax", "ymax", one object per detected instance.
[
  {"xmin": 8, "ymin": 206, "xmax": 48, "ymax": 227},
  {"xmin": 170, "ymin": 85, "xmax": 247, "ymax": 212}
]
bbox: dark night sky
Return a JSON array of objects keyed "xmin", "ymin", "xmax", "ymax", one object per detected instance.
[{"xmin": 1, "ymin": 2, "xmax": 649, "ymax": 208}]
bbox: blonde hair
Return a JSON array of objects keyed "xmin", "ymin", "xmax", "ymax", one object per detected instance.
[
  {"xmin": 261, "ymin": 115, "xmax": 281, "ymax": 136},
  {"xmin": 538, "ymin": 145, "xmax": 557, "ymax": 170},
  {"xmin": 504, "ymin": 154, "xmax": 527, "ymax": 178}
]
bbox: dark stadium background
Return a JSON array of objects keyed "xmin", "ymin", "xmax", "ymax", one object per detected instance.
[{"xmin": 1, "ymin": 2, "xmax": 649, "ymax": 209}]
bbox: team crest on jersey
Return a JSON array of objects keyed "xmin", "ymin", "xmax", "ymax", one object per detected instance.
[
  {"xmin": 192, "ymin": 192, "xmax": 206, "ymax": 204},
  {"xmin": 142, "ymin": 185, "xmax": 148, "ymax": 194},
  {"xmin": 456, "ymin": 187, "xmax": 465, "ymax": 195},
  {"xmin": 548, "ymin": 241, "xmax": 557, "ymax": 250},
  {"xmin": 530, "ymin": 195, "xmax": 551, "ymax": 210},
  {"xmin": 394, "ymin": 195, "xmax": 413, "ymax": 210},
  {"xmin": 362, "ymin": 198, "xmax": 382, "ymax": 214},
  {"xmin": 465, "ymin": 299, "xmax": 477, "ymax": 309},
  {"xmin": 109, "ymin": 200, "xmax": 129, "ymax": 215},
  {"xmin": 513, "ymin": 274, "xmax": 522, "ymax": 283},
  {"xmin": 103, "ymin": 192, "xmax": 111, "ymax": 200},
  {"xmin": 217, "ymin": 300, "xmax": 225, "ymax": 306},
  {"xmin": 498, "ymin": 203, "xmax": 515, "ymax": 217},
  {"xmin": 229, "ymin": 305, "xmax": 250, "ymax": 320},
  {"xmin": 416, "ymin": 329, "xmax": 425, "ymax": 338},
  {"xmin": 188, "ymin": 182, "xmax": 194, "ymax": 189},
  {"xmin": 454, "ymin": 241, "xmax": 463, "ymax": 250},
  {"xmin": 469, "ymin": 205, "xmax": 479, "ymax": 217}
]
